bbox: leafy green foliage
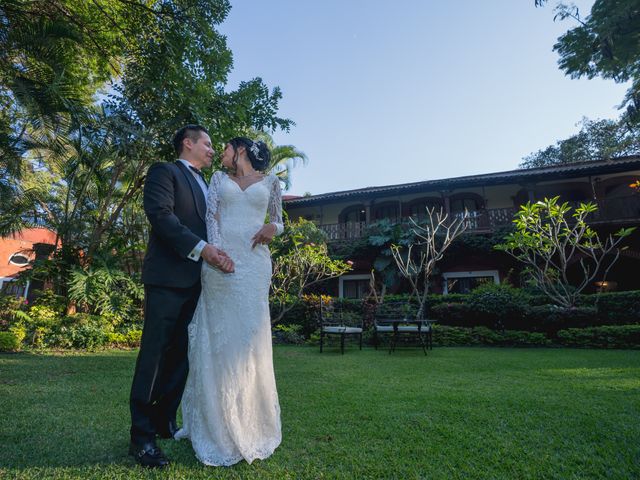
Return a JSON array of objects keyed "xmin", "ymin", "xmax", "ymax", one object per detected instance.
[
  {"xmin": 537, "ymin": 1, "xmax": 640, "ymax": 125},
  {"xmin": 272, "ymin": 324, "xmax": 305, "ymax": 345},
  {"xmin": 496, "ymin": 197, "xmax": 635, "ymax": 307},
  {"xmin": 250, "ymin": 130, "xmax": 308, "ymax": 190},
  {"xmin": 0, "ymin": 331, "xmax": 21, "ymax": 351},
  {"xmin": 557, "ymin": 324, "xmax": 640, "ymax": 348},
  {"xmin": 467, "ymin": 283, "xmax": 530, "ymax": 329},
  {"xmin": 520, "ymin": 117, "xmax": 640, "ymax": 168},
  {"xmin": 0, "ymin": 0, "xmax": 296, "ymax": 316},
  {"xmin": 271, "ymin": 220, "xmax": 352, "ymax": 323},
  {"xmin": 67, "ymin": 265, "xmax": 143, "ymax": 322}
]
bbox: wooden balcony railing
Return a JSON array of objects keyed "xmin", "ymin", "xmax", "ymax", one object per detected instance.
[{"xmin": 316, "ymin": 195, "xmax": 640, "ymax": 241}]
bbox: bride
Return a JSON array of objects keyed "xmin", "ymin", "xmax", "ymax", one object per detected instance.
[{"xmin": 176, "ymin": 137, "xmax": 283, "ymax": 466}]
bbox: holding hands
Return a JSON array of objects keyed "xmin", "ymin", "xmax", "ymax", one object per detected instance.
[
  {"xmin": 201, "ymin": 244, "xmax": 235, "ymax": 273},
  {"xmin": 251, "ymin": 223, "xmax": 277, "ymax": 249},
  {"xmin": 200, "ymin": 222, "xmax": 276, "ymax": 274}
]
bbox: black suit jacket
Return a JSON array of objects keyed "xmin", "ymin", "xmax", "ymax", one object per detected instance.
[{"xmin": 141, "ymin": 161, "xmax": 208, "ymax": 288}]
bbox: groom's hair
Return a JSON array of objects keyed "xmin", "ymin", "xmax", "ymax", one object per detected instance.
[{"xmin": 173, "ymin": 125, "xmax": 209, "ymax": 156}]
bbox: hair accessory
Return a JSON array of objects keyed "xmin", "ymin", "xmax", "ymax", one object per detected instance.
[{"xmin": 249, "ymin": 141, "xmax": 263, "ymax": 162}]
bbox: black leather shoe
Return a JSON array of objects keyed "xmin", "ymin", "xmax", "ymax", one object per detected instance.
[
  {"xmin": 129, "ymin": 441, "xmax": 170, "ymax": 468},
  {"xmin": 156, "ymin": 419, "xmax": 179, "ymax": 439}
]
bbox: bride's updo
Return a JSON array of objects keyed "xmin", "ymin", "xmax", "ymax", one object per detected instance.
[{"xmin": 229, "ymin": 137, "xmax": 271, "ymax": 172}]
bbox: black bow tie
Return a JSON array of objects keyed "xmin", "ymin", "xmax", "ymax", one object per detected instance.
[{"xmin": 189, "ymin": 165, "xmax": 207, "ymax": 182}]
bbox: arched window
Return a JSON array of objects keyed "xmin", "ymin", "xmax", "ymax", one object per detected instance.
[
  {"xmin": 450, "ymin": 194, "xmax": 483, "ymax": 214},
  {"xmin": 372, "ymin": 202, "xmax": 399, "ymax": 222},
  {"xmin": 339, "ymin": 205, "xmax": 366, "ymax": 224},
  {"xmin": 338, "ymin": 205, "xmax": 367, "ymax": 239},
  {"xmin": 406, "ymin": 198, "xmax": 443, "ymax": 219}
]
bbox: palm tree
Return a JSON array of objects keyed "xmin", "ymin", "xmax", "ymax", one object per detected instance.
[{"xmin": 252, "ymin": 130, "xmax": 307, "ymax": 190}]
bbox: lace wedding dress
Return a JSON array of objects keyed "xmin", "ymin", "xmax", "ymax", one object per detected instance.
[{"xmin": 176, "ymin": 171, "xmax": 283, "ymax": 466}]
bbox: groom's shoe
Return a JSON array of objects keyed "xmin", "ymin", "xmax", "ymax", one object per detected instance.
[
  {"xmin": 129, "ymin": 441, "xmax": 170, "ymax": 468},
  {"xmin": 156, "ymin": 419, "xmax": 179, "ymax": 439}
]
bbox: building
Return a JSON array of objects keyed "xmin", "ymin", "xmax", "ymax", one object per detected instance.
[
  {"xmin": 0, "ymin": 227, "xmax": 57, "ymax": 298},
  {"xmin": 284, "ymin": 157, "xmax": 640, "ymax": 298}
]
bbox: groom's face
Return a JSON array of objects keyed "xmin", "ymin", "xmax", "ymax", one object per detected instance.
[{"xmin": 186, "ymin": 132, "xmax": 214, "ymax": 169}]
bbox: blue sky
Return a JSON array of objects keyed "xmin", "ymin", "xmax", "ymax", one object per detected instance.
[{"xmin": 218, "ymin": 1, "xmax": 628, "ymax": 196}]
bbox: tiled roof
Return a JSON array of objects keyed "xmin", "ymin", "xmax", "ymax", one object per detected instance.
[{"xmin": 284, "ymin": 156, "xmax": 640, "ymax": 207}]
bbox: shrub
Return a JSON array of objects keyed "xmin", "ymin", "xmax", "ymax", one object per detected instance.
[
  {"xmin": 126, "ymin": 329, "xmax": 142, "ymax": 347},
  {"xmin": 9, "ymin": 325, "xmax": 26, "ymax": 345},
  {"xmin": 0, "ymin": 331, "xmax": 21, "ymax": 352},
  {"xmin": 107, "ymin": 332, "xmax": 128, "ymax": 346},
  {"xmin": 471, "ymin": 326, "xmax": 550, "ymax": 346},
  {"xmin": 431, "ymin": 303, "xmax": 474, "ymax": 327},
  {"xmin": 31, "ymin": 289, "xmax": 66, "ymax": 314},
  {"xmin": 432, "ymin": 325, "xmax": 550, "ymax": 347},
  {"xmin": 557, "ymin": 325, "xmax": 640, "ymax": 349},
  {"xmin": 594, "ymin": 292, "xmax": 640, "ymax": 325},
  {"xmin": 432, "ymin": 325, "xmax": 476, "ymax": 346},
  {"xmin": 272, "ymin": 324, "xmax": 305, "ymax": 345},
  {"xmin": 525, "ymin": 305, "xmax": 598, "ymax": 335},
  {"xmin": 0, "ymin": 295, "xmax": 27, "ymax": 330},
  {"xmin": 105, "ymin": 329, "xmax": 142, "ymax": 348},
  {"xmin": 56, "ymin": 323, "xmax": 110, "ymax": 349},
  {"xmin": 467, "ymin": 283, "xmax": 530, "ymax": 330}
]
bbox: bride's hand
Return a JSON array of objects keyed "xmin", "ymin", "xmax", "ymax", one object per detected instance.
[{"xmin": 251, "ymin": 224, "xmax": 277, "ymax": 249}]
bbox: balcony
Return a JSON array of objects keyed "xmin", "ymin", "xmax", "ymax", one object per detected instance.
[{"xmin": 317, "ymin": 195, "xmax": 640, "ymax": 241}]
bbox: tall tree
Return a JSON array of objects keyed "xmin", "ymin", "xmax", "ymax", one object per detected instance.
[
  {"xmin": 0, "ymin": 1, "xmax": 294, "ymax": 307},
  {"xmin": 536, "ymin": 0, "xmax": 640, "ymax": 124},
  {"xmin": 520, "ymin": 116, "xmax": 640, "ymax": 168}
]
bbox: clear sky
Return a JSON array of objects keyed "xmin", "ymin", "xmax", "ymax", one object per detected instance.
[{"xmin": 218, "ymin": 1, "xmax": 628, "ymax": 196}]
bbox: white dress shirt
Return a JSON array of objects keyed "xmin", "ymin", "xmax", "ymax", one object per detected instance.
[{"xmin": 177, "ymin": 159, "xmax": 208, "ymax": 262}]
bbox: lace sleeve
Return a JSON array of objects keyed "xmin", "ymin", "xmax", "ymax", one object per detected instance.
[
  {"xmin": 268, "ymin": 174, "xmax": 284, "ymax": 235},
  {"xmin": 206, "ymin": 171, "xmax": 223, "ymax": 247}
]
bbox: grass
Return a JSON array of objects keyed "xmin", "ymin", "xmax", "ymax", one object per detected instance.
[{"xmin": 1, "ymin": 346, "xmax": 639, "ymax": 479}]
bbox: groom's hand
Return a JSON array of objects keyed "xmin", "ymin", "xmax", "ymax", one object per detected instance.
[{"xmin": 202, "ymin": 244, "xmax": 235, "ymax": 273}]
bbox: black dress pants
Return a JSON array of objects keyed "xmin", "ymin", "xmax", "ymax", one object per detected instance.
[{"xmin": 129, "ymin": 282, "xmax": 200, "ymax": 443}]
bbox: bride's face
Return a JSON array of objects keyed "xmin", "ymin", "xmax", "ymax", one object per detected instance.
[
  {"xmin": 221, "ymin": 143, "xmax": 234, "ymax": 169},
  {"xmin": 221, "ymin": 143, "xmax": 246, "ymax": 169}
]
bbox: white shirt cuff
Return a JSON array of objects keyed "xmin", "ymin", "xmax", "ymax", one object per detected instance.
[{"xmin": 187, "ymin": 240, "xmax": 207, "ymax": 262}]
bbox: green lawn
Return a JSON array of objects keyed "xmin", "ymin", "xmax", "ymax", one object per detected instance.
[{"xmin": 1, "ymin": 346, "xmax": 639, "ymax": 479}]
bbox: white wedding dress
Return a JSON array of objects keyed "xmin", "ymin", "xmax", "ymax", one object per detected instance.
[{"xmin": 176, "ymin": 171, "xmax": 283, "ymax": 466}]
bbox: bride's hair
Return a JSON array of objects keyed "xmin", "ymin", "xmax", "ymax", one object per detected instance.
[{"xmin": 229, "ymin": 137, "xmax": 271, "ymax": 172}]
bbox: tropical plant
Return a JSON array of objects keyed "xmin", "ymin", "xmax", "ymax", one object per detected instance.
[
  {"xmin": 0, "ymin": 0, "xmax": 295, "ymax": 313},
  {"xmin": 250, "ymin": 130, "xmax": 308, "ymax": 190},
  {"xmin": 270, "ymin": 220, "xmax": 352, "ymax": 323},
  {"xmin": 495, "ymin": 197, "xmax": 635, "ymax": 308},
  {"xmin": 390, "ymin": 207, "xmax": 469, "ymax": 320},
  {"xmin": 67, "ymin": 264, "xmax": 144, "ymax": 322}
]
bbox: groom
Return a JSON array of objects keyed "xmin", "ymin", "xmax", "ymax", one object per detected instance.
[{"xmin": 129, "ymin": 125, "xmax": 234, "ymax": 468}]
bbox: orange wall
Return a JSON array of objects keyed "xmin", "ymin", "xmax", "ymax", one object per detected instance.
[{"xmin": 0, "ymin": 228, "xmax": 56, "ymax": 279}]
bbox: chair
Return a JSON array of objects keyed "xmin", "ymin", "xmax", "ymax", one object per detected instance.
[
  {"xmin": 319, "ymin": 298, "xmax": 363, "ymax": 354},
  {"xmin": 373, "ymin": 301, "xmax": 434, "ymax": 355}
]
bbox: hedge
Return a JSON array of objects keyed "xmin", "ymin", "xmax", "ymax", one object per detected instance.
[
  {"xmin": 272, "ymin": 289, "xmax": 640, "ymax": 332},
  {"xmin": 556, "ymin": 325, "xmax": 640, "ymax": 349}
]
